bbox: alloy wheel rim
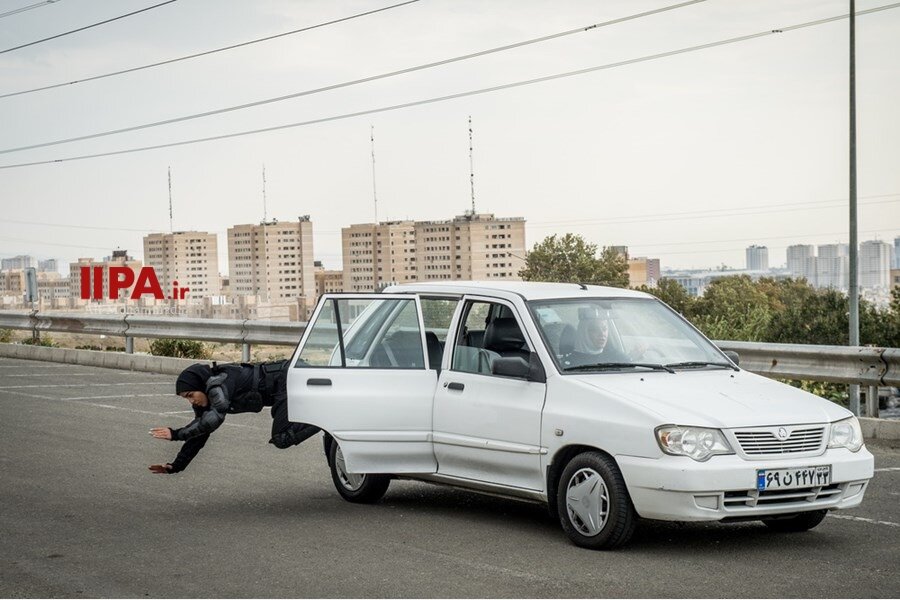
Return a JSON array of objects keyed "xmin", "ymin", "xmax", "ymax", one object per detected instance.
[
  {"xmin": 335, "ymin": 445, "xmax": 366, "ymax": 491},
  {"xmin": 565, "ymin": 468, "xmax": 609, "ymax": 537}
]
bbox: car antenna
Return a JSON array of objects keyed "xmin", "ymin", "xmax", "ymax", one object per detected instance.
[{"xmin": 577, "ymin": 283, "xmax": 588, "ymax": 290}]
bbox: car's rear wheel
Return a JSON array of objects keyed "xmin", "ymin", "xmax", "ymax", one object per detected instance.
[
  {"xmin": 556, "ymin": 451, "xmax": 636, "ymax": 549},
  {"xmin": 328, "ymin": 441, "xmax": 390, "ymax": 503},
  {"xmin": 762, "ymin": 509, "xmax": 827, "ymax": 532}
]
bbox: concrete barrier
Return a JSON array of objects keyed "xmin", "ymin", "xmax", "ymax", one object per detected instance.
[{"xmin": 0, "ymin": 342, "xmax": 209, "ymax": 376}]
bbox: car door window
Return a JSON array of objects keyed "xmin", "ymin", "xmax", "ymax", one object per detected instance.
[
  {"xmin": 296, "ymin": 297, "xmax": 425, "ymax": 369},
  {"xmin": 451, "ymin": 300, "xmax": 529, "ymax": 375},
  {"xmin": 420, "ymin": 297, "xmax": 460, "ymax": 371}
]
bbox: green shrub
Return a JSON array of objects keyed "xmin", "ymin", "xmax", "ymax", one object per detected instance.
[
  {"xmin": 21, "ymin": 335, "xmax": 56, "ymax": 347},
  {"xmin": 0, "ymin": 329, "xmax": 12, "ymax": 343},
  {"xmin": 149, "ymin": 338, "xmax": 212, "ymax": 359}
]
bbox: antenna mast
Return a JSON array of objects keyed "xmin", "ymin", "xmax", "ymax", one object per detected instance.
[
  {"xmin": 167, "ymin": 166, "xmax": 173, "ymax": 233},
  {"xmin": 468, "ymin": 116, "xmax": 476, "ymax": 214},
  {"xmin": 370, "ymin": 125, "xmax": 378, "ymax": 223},
  {"xmin": 261, "ymin": 164, "xmax": 268, "ymax": 302}
]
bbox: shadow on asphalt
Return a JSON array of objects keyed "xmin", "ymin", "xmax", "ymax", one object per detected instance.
[{"xmin": 192, "ymin": 479, "xmax": 841, "ymax": 553}]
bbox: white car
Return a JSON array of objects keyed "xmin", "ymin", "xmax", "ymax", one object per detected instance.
[{"xmin": 287, "ymin": 282, "xmax": 874, "ymax": 549}]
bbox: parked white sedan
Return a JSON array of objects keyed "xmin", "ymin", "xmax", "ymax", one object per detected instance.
[{"xmin": 287, "ymin": 282, "xmax": 873, "ymax": 549}]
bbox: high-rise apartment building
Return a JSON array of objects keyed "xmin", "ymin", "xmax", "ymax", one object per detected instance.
[
  {"xmin": 38, "ymin": 259, "xmax": 58, "ymax": 273},
  {"xmin": 69, "ymin": 250, "xmax": 144, "ymax": 304},
  {"xmin": 314, "ymin": 262, "xmax": 344, "ymax": 299},
  {"xmin": 341, "ymin": 212, "xmax": 526, "ymax": 292},
  {"xmin": 143, "ymin": 231, "xmax": 221, "ymax": 299},
  {"xmin": 1, "ymin": 255, "xmax": 35, "ymax": 271},
  {"xmin": 627, "ymin": 257, "xmax": 661, "ymax": 287},
  {"xmin": 859, "ymin": 240, "xmax": 892, "ymax": 290},
  {"xmin": 342, "ymin": 220, "xmax": 416, "ymax": 292},
  {"xmin": 415, "ymin": 213, "xmax": 525, "ymax": 282},
  {"xmin": 745, "ymin": 245, "xmax": 769, "ymax": 271},
  {"xmin": 227, "ymin": 217, "xmax": 315, "ymax": 314},
  {"xmin": 786, "ymin": 244, "xmax": 817, "ymax": 285},
  {"xmin": 893, "ymin": 236, "xmax": 900, "ymax": 269},
  {"xmin": 816, "ymin": 243, "xmax": 849, "ymax": 291}
]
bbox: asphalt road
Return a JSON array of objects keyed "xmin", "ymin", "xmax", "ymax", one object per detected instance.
[{"xmin": 1, "ymin": 357, "xmax": 899, "ymax": 598}]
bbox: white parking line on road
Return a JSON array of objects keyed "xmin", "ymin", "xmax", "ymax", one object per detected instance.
[
  {"xmin": 1, "ymin": 373, "xmax": 97, "ymax": 377},
  {"xmin": 64, "ymin": 393, "xmax": 172, "ymax": 401},
  {"xmin": 0, "ymin": 364, "xmax": 73, "ymax": 368},
  {"xmin": 828, "ymin": 514, "xmax": 900, "ymax": 528},
  {"xmin": 0, "ymin": 387, "xmax": 263, "ymax": 430},
  {"xmin": 0, "ymin": 382, "xmax": 165, "ymax": 389},
  {"xmin": 874, "ymin": 467, "xmax": 900, "ymax": 472}
]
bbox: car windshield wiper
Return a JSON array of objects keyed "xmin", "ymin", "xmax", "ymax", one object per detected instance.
[
  {"xmin": 665, "ymin": 361, "xmax": 738, "ymax": 371},
  {"xmin": 563, "ymin": 362, "xmax": 675, "ymax": 374}
]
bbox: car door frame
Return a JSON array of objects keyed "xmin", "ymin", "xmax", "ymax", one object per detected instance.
[
  {"xmin": 286, "ymin": 293, "xmax": 439, "ymax": 474},
  {"xmin": 431, "ymin": 293, "xmax": 550, "ymax": 491}
]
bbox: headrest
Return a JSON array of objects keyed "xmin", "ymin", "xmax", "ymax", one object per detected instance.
[
  {"xmin": 483, "ymin": 317, "xmax": 526, "ymax": 352},
  {"xmin": 558, "ymin": 324, "xmax": 577, "ymax": 355}
]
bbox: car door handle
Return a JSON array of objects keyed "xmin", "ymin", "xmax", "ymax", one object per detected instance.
[
  {"xmin": 307, "ymin": 378, "xmax": 332, "ymax": 386},
  {"xmin": 447, "ymin": 382, "xmax": 465, "ymax": 391}
]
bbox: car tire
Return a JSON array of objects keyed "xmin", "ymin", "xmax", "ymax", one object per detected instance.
[
  {"xmin": 328, "ymin": 441, "xmax": 390, "ymax": 504},
  {"xmin": 556, "ymin": 451, "xmax": 636, "ymax": 549},
  {"xmin": 762, "ymin": 509, "xmax": 827, "ymax": 532}
]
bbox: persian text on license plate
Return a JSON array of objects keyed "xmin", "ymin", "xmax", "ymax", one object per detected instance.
[{"xmin": 756, "ymin": 465, "xmax": 831, "ymax": 491}]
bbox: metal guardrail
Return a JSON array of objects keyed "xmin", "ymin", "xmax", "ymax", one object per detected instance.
[
  {"xmin": 1, "ymin": 311, "xmax": 896, "ymax": 416},
  {"xmin": 0, "ymin": 310, "xmax": 305, "ymax": 362}
]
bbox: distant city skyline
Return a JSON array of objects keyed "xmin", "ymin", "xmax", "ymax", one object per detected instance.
[{"xmin": 1, "ymin": 1, "xmax": 898, "ymax": 270}]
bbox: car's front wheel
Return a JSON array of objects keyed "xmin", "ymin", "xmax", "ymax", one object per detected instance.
[
  {"xmin": 762, "ymin": 509, "xmax": 827, "ymax": 532},
  {"xmin": 328, "ymin": 441, "xmax": 391, "ymax": 503},
  {"xmin": 556, "ymin": 451, "xmax": 636, "ymax": 549}
]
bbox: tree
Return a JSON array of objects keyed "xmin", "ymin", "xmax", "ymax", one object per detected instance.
[
  {"xmin": 691, "ymin": 275, "xmax": 773, "ymax": 341},
  {"xmin": 637, "ymin": 278, "xmax": 694, "ymax": 317},
  {"xmin": 519, "ymin": 234, "xmax": 629, "ymax": 287}
]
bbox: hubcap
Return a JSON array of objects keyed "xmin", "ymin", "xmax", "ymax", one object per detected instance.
[
  {"xmin": 565, "ymin": 468, "xmax": 609, "ymax": 537},
  {"xmin": 334, "ymin": 445, "xmax": 366, "ymax": 491}
]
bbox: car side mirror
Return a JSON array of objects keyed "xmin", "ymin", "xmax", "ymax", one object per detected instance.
[
  {"xmin": 491, "ymin": 353, "xmax": 547, "ymax": 383},
  {"xmin": 723, "ymin": 350, "xmax": 740, "ymax": 366},
  {"xmin": 492, "ymin": 356, "xmax": 530, "ymax": 379}
]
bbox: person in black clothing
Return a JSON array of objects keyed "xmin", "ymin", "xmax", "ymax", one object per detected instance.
[{"xmin": 148, "ymin": 360, "xmax": 319, "ymax": 474}]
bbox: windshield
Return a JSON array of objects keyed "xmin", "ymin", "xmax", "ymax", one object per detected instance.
[{"xmin": 529, "ymin": 298, "xmax": 729, "ymax": 373}]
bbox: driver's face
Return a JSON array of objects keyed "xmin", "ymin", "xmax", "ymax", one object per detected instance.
[{"xmin": 587, "ymin": 319, "xmax": 609, "ymax": 349}]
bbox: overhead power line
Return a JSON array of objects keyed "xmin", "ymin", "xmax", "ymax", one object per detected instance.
[
  {"xmin": 0, "ymin": 0, "xmax": 422, "ymax": 99},
  {"xmin": 0, "ymin": 0, "xmax": 179, "ymax": 55},
  {"xmin": 2, "ymin": 2, "xmax": 898, "ymax": 170},
  {"xmin": 4, "ymin": 193, "xmax": 895, "ymax": 235},
  {"xmin": 0, "ymin": 0, "xmax": 708, "ymax": 151},
  {"xmin": 0, "ymin": 0, "xmax": 61, "ymax": 20}
]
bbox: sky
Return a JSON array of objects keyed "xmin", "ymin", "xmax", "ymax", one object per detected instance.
[{"xmin": 0, "ymin": 0, "xmax": 898, "ymax": 274}]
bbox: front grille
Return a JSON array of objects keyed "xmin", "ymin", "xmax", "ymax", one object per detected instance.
[
  {"xmin": 723, "ymin": 484, "xmax": 841, "ymax": 509},
  {"xmin": 733, "ymin": 426, "xmax": 825, "ymax": 455}
]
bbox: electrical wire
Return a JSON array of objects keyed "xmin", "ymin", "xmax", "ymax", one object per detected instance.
[
  {"xmin": 0, "ymin": 0, "xmax": 708, "ymax": 150},
  {"xmin": 0, "ymin": 0, "xmax": 61, "ymax": 20},
  {"xmin": 3, "ymin": 193, "xmax": 896, "ymax": 237},
  {"xmin": 1, "ymin": 2, "xmax": 897, "ymax": 169},
  {"xmin": 0, "ymin": 0, "xmax": 423, "ymax": 99},
  {"xmin": 0, "ymin": 0, "xmax": 178, "ymax": 55}
]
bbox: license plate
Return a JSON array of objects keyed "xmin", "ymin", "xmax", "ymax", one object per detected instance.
[{"xmin": 756, "ymin": 465, "xmax": 831, "ymax": 491}]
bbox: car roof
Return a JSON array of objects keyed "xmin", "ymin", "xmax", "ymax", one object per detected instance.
[{"xmin": 382, "ymin": 281, "xmax": 653, "ymax": 301}]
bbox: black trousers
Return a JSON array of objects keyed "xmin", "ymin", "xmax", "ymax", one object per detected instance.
[{"xmin": 264, "ymin": 360, "xmax": 321, "ymax": 448}]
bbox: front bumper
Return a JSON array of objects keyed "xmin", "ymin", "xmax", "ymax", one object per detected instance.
[{"xmin": 617, "ymin": 446, "xmax": 874, "ymax": 522}]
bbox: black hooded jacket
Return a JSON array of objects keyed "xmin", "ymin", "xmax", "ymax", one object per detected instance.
[{"xmin": 168, "ymin": 362, "xmax": 266, "ymax": 473}]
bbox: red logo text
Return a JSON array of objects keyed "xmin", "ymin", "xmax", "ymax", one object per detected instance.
[{"xmin": 79, "ymin": 267, "xmax": 190, "ymax": 300}]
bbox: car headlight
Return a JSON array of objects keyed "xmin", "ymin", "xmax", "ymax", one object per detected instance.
[
  {"xmin": 655, "ymin": 425, "xmax": 734, "ymax": 461},
  {"xmin": 828, "ymin": 416, "xmax": 863, "ymax": 452}
]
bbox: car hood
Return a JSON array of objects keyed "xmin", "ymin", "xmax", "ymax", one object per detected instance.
[{"xmin": 572, "ymin": 368, "xmax": 850, "ymax": 428}]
